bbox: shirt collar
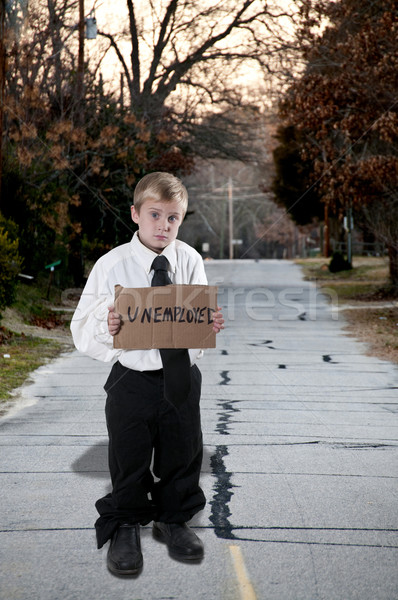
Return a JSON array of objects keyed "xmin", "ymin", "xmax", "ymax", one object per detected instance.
[{"xmin": 130, "ymin": 231, "xmax": 177, "ymax": 275}]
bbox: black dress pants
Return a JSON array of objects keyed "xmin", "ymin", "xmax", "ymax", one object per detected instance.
[{"xmin": 95, "ymin": 361, "xmax": 205, "ymax": 549}]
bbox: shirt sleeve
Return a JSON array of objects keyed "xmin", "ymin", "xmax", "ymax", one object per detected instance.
[
  {"xmin": 188, "ymin": 253, "xmax": 208, "ymax": 285},
  {"xmin": 70, "ymin": 259, "xmax": 121, "ymax": 362}
]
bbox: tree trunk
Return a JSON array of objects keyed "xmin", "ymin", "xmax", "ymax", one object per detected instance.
[
  {"xmin": 388, "ymin": 244, "xmax": 398, "ymax": 290},
  {"xmin": 0, "ymin": 0, "xmax": 5, "ymax": 209}
]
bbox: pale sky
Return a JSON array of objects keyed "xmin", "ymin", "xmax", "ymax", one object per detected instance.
[{"xmin": 84, "ymin": 0, "xmax": 296, "ymax": 105}]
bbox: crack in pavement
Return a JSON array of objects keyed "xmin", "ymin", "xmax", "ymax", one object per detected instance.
[{"xmin": 209, "ymin": 445, "xmax": 237, "ymax": 540}]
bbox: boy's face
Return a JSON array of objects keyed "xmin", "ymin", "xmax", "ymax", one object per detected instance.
[{"xmin": 131, "ymin": 198, "xmax": 184, "ymax": 254}]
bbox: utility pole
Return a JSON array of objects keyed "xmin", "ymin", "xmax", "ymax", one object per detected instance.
[
  {"xmin": 324, "ymin": 203, "xmax": 330, "ymax": 257},
  {"xmin": 120, "ymin": 72, "xmax": 124, "ymax": 109},
  {"xmin": 76, "ymin": 0, "xmax": 84, "ymax": 123},
  {"xmin": 228, "ymin": 177, "xmax": 233, "ymax": 260},
  {"xmin": 345, "ymin": 204, "xmax": 353, "ymax": 266}
]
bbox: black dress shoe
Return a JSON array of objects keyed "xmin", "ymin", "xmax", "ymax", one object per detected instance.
[
  {"xmin": 107, "ymin": 524, "xmax": 143, "ymax": 576},
  {"xmin": 152, "ymin": 522, "xmax": 204, "ymax": 561}
]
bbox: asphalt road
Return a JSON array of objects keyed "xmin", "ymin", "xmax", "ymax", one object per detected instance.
[{"xmin": 1, "ymin": 259, "xmax": 397, "ymax": 600}]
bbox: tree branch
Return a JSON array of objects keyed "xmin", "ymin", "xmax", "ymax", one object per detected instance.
[
  {"xmin": 126, "ymin": 0, "xmax": 141, "ymax": 100},
  {"xmin": 154, "ymin": 1, "xmax": 266, "ymax": 104},
  {"xmin": 142, "ymin": 0, "xmax": 178, "ymax": 98},
  {"xmin": 97, "ymin": 30, "xmax": 133, "ymax": 98}
]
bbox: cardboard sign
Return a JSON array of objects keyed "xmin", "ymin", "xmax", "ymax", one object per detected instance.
[{"xmin": 113, "ymin": 284, "xmax": 218, "ymax": 350}]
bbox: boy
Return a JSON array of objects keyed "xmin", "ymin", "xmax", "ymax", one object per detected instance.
[{"xmin": 71, "ymin": 172, "xmax": 224, "ymax": 576}]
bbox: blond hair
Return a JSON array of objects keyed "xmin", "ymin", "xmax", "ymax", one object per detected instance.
[{"xmin": 133, "ymin": 172, "xmax": 188, "ymax": 216}]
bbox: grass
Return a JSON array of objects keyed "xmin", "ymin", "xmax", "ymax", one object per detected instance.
[
  {"xmin": 296, "ymin": 256, "xmax": 390, "ymax": 293},
  {"xmin": 10, "ymin": 275, "xmax": 67, "ymax": 327},
  {"xmin": 343, "ymin": 308, "xmax": 398, "ymax": 363},
  {"xmin": 296, "ymin": 256, "xmax": 398, "ymax": 364},
  {"xmin": 0, "ymin": 277, "xmax": 71, "ymax": 404},
  {"xmin": 0, "ymin": 330, "xmax": 61, "ymax": 402}
]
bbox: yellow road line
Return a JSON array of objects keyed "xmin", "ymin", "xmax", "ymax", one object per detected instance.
[{"xmin": 229, "ymin": 544, "xmax": 257, "ymax": 600}]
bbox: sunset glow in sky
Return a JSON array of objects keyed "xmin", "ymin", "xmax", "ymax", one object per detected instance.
[{"xmin": 84, "ymin": 0, "xmax": 296, "ymax": 105}]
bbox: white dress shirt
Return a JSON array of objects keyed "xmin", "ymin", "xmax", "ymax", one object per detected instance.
[{"xmin": 70, "ymin": 232, "xmax": 208, "ymax": 370}]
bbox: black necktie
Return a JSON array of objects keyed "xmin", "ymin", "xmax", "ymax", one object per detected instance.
[{"xmin": 151, "ymin": 255, "xmax": 191, "ymax": 408}]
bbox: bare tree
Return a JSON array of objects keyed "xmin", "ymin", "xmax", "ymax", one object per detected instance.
[
  {"xmin": 97, "ymin": 0, "xmax": 295, "ymax": 160},
  {"xmin": 180, "ymin": 152, "xmax": 277, "ymax": 259}
]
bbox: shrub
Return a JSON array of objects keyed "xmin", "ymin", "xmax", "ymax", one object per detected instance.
[
  {"xmin": 0, "ymin": 217, "xmax": 23, "ymax": 319},
  {"xmin": 329, "ymin": 251, "xmax": 352, "ymax": 273}
]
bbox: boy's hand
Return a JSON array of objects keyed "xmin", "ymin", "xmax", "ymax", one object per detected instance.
[
  {"xmin": 212, "ymin": 306, "xmax": 224, "ymax": 334},
  {"xmin": 108, "ymin": 305, "xmax": 122, "ymax": 336}
]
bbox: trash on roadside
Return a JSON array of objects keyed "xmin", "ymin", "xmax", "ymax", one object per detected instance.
[{"xmin": 3, "ymin": 354, "xmax": 11, "ymax": 358}]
